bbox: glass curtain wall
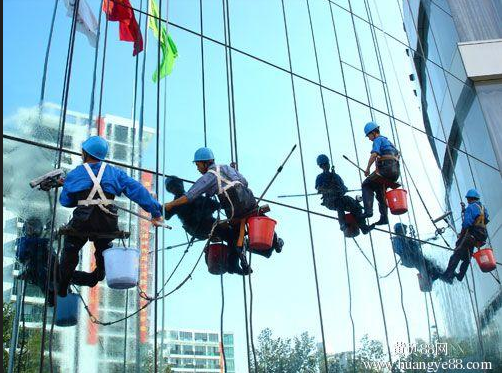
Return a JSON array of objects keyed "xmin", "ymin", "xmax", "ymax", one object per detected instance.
[{"xmin": 3, "ymin": 0, "xmax": 500, "ymax": 372}]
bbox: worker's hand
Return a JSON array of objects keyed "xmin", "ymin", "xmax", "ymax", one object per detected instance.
[
  {"xmin": 57, "ymin": 178, "xmax": 65, "ymax": 186},
  {"xmin": 364, "ymin": 168, "xmax": 370, "ymax": 177},
  {"xmin": 151, "ymin": 216, "xmax": 164, "ymax": 227}
]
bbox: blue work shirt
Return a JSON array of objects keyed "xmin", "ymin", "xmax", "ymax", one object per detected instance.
[
  {"xmin": 60, "ymin": 162, "xmax": 162, "ymax": 218},
  {"xmin": 185, "ymin": 164, "xmax": 248, "ymax": 202},
  {"xmin": 315, "ymin": 171, "xmax": 347, "ymax": 196},
  {"xmin": 391, "ymin": 236, "xmax": 421, "ymax": 269},
  {"xmin": 371, "ymin": 136, "xmax": 397, "ymax": 155},
  {"xmin": 462, "ymin": 201, "xmax": 489, "ymax": 229}
]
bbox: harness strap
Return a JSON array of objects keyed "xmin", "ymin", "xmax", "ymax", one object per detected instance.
[
  {"xmin": 378, "ymin": 154, "xmax": 400, "ymax": 162},
  {"xmin": 474, "ymin": 204, "xmax": 486, "ymax": 227},
  {"xmin": 78, "ymin": 163, "xmax": 117, "ymax": 216},
  {"xmin": 207, "ymin": 165, "xmax": 242, "ymax": 220},
  {"xmin": 207, "ymin": 165, "xmax": 241, "ymax": 194}
]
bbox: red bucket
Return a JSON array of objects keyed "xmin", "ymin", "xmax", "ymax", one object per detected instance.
[
  {"xmin": 417, "ymin": 273, "xmax": 432, "ymax": 292},
  {"xmin": 473, "ymin": 248, "xmax": 496, "ymax": 273},
  {"xmin": 386, "ymin": 189, "xmax": 408, "ymax": 215},
  {"xmin": 345, "ymin": 213, "xmax": 357, "ymax": 225},
  {"xmin": 206, "ymin": 244, "xmax": 229, "ymax": 275},
  {"xmin": 344, "ymin": 213, "xmax": 360, "ymax": 238},
  {"xmin": 247, "ymin": 216, "xmax": 276, "ymax": 251}
]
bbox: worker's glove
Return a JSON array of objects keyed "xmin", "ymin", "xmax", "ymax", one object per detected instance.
[{"xmin": 151, "ymin": 216, "xmax": 164, "ymax": 227}]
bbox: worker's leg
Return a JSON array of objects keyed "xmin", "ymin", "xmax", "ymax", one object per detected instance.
[
  {"xmin": 361, "ymin": 178, "xmax": 375, "ymax": 218},
  {"xmin": 72, "ymin": 239, "xmax": 111, "ymax": 287},
  {"xmin": 344, "ymin": 196, "xmax": 370, "ymax": 234},
  {"xmin": 373, "ymin": 185, "xmax": 389, "ymax": 226},
  {"xmin": 443, "ymin": 234, "xmax": 473, "ymax": 283},
  {"xmin": 214, "ymin": 224, "xmax": 244, "ymax": 275},
  {"xmin": 456, "ymin": 246, "xmax": 475, "ymax": 282},
  {"xmin": 336, "ymin": 205, "xmax": 347, "ymax": 231},
  {"xmin": 58, "ymin": 235, "xmax": 87, "ymax": 297}
]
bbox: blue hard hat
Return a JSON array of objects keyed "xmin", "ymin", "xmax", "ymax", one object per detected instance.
[
  {"xmin": 394, "ymin": 223, "xmax": 407, "ymax": 234},
  {"xmin": 364, "ymin": 121, "xmax": 379, "ymax": 136},
  {"xmin": 316, "ymin": 154, "xmax": 330, "ymax": 166},
  {"xmin": 193, "ymin": 147, "xmax": 214, "ymax": 162},
  {"xmin": 465, "ymin": 189, "xmax": 480, "ymax": 199},
  {"xmin": 165, "ymin": 176, "xmax": 183, "ymax": 191},
  {"xmin": 82, "ymin": 136, "xmax": 108, "ymax": 160}
]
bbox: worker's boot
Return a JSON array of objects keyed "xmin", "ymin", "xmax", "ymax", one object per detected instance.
[
  {"xmin": 274, "ymin": 237, "xmax": 284, "ymax": 253},
  {"xmin": 373, "ymin": 215, "xmax": 389, "ymax": 226},
  {"xmin": 227, "ymin": 250, "xmax": 252, "ymax": 275},
  {"xmin": 72, "ymin": 271, "xmax": 99, "ymax": 287},
  {"xmin": 359, "ymin": 221, "xmax": 370, "ymax": 234}
]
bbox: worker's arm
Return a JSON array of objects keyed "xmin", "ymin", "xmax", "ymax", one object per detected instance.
[
  {"xmin": 164, "ymin": 195, "xmax": 189, "ymax": 213},
  {"xmin": 117, "ymin": 170, "xmax": 162, "ymax": 218},
  {"xmin": 364, "ymin": 152, "xmax": 378, "ymax": 177},
  {"xmin": 59, "ymin": 170, "xmax": 78, "ymax": 207},
  {"xmin": 461, "ymin": 204, "xmax": 477, "ymax": 230}
]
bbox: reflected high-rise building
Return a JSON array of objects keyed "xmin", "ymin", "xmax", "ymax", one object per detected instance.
[
  {"xmin": 3, "ymin": 102, "xmax": 156, "ymax": 372},
  {"xmin": 4, "ymin": 0, "xmax": 502, "ymax": 371},
  {"xmin": 160, "ymin": 329, "xmax": 235, "ymax": 373},
  {"xmin": 404, "ymin": 0, "xmax": 502, "ymax": 359}
]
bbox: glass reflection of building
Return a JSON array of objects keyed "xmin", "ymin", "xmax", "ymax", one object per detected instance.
[
  {"xmin": 3, "ymin": 0, "xmax": 502, "ymax": 372},
  {"xmin": 161, "ymin": 329, "xmax": 235, "ymax": 373},
  {"xmin": 3, "ymin": 102, "xmax": 155, "ymax": 372},
  {"xmin": 404, "ymin": 0, "xmax": 502, "ymax": 363}
]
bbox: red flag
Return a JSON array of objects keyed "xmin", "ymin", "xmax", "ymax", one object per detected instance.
[{"xmin": 102, "ymin": 0, "xmax": 143, "ymax": 56}]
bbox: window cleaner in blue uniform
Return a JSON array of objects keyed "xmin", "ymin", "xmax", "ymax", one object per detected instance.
[
  {"xmin": 391, "ymin": 223, "xmax": 445, "ymax": 285},
  {"xmin": 361, "ymin": 122, "xmax": 400, "ymax": 227},
  {"xmin": 315, "ymin": 154, "xmax": 369, "ymax": 234},
  {"xmin": 164, "ymin": 175, "xmax": 220, "ymax": 240},
  {"xmin": 443, "ymin": 189, "xmax": 490, "ymax": 283},
  {"xmin": 57, "ymin": 136, "xmax": 164, "ymax": 297},
  {"xmin": 163, "ymin": 147, "xmax": 284, "ymax": 275},
  {"xmin": 16, "ymin": 217, "xmax": 57, "ymax": 301}
]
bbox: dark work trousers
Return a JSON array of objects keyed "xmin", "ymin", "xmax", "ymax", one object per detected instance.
[
  {"xmin": 443, "ymin": 232, "xmax": 477, "ymax": 282},
  {"xmin": 333, "ymin": 195, "xmax": 368, "ymax": 231},
  {"xmin": 212, "ymin": 219, "xmax": 281, "ymax": 274},
  {"xmin": 362, "ymin": 159, "xmax": 400, "ymax": 219},
  {"xmin": 58, "ymin": 205, "xmax": 119, "ymax": 294}
]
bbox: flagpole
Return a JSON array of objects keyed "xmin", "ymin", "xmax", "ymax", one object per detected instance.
[
  {"xmin": 39, "ymin": 0, "xmax": 59, "ymax": 104},
  {"xmin": 88, "ymin": 0, "xmax": 105, "ymax": 136}
]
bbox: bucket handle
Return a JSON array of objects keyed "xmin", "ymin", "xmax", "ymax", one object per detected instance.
[{"xmin": 120, "ymin": 238, "xmax": 131, "ymax": 251}]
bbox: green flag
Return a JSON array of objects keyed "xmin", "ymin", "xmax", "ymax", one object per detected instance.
[{"xmin": 148, "ymin": 0, "xmax": 178, "ymax": 82}]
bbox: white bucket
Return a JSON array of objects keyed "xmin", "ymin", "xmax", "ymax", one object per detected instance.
[{"xmin": 103, "ymin": 247, "xmax": 140, "ymax": 289}]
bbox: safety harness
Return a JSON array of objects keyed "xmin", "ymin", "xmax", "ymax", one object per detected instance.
[
  {"xmin": 208, "ymin": 165, "xmax": 242, "ymax": 219},
  {"xmin": 474, "ymin": 204, "xmax": 486, "ymax": 228},
  {"xmin": 378, "ymin": 154, "xmax": 400, "ymax": 162},
  {"xmin": 77, "ymin": 163, "xmax": 117, "ymax": 216}
]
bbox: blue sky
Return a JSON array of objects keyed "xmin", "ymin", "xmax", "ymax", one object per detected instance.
[{"xmin": 3, "ymin": 0, "xmax": 471, "ymax": 371}]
